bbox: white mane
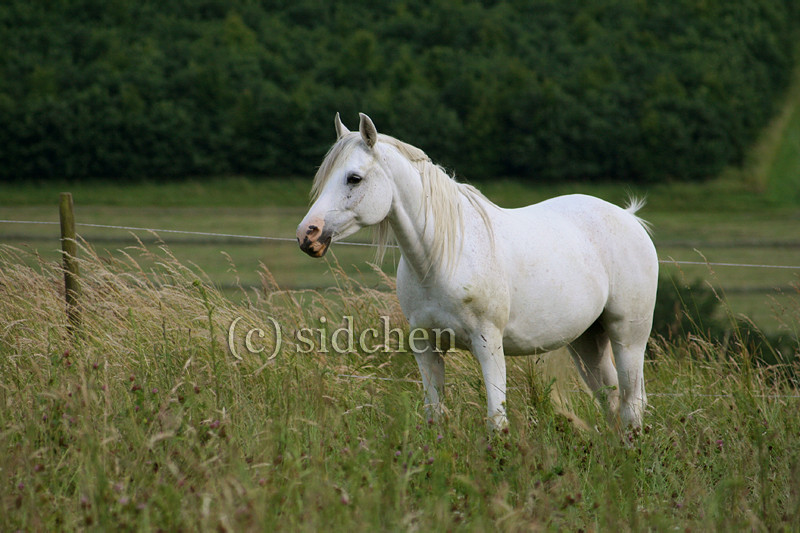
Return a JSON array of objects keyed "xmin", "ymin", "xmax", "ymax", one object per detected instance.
[{"xmin": 312, "ymin": 133, "xmax": 494, "ymax": 276}]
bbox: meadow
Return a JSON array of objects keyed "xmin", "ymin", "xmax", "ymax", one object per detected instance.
[
  {"xmin": 1, "ymin": 235, "xmax": 799, "ymax": 531},
  {"xmin": 1, "ymin": 191, "xmax": 799, "ymax": 529},
  {"xmin": 2, "ymin": 64, "xmax": 800, "ymax": 530}
]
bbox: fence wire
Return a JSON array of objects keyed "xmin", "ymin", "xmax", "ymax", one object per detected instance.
[
  {"xmin": 2, "ymin": 219, "xmax": 799, "ymax": 270},
  {"xmin": 2, "ymin": 218, "xmax": 798, "ymax": 400}
]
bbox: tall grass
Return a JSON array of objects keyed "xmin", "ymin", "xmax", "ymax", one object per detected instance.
[{"xmin": 1, "ymin": 243, "xmax": 800, "ymax": 531}]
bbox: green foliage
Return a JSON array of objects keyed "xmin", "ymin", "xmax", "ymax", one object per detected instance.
[
  {"xmin": 0, "ymin": 0, "xmax": 797, "ymax": 182},
  {"xmin": 653, "ymin": 275, "xmax": 798, "ymax": 368},
  {"xmin": 653, "ymin": 276, "xmax": 724, "ymax": 342}
]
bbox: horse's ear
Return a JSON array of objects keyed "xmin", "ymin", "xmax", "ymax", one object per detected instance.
[
  {"xmin": 359, "ymin": 113, "xmax": 378, "ymax": 148},
  {"xmin": 334, "ymin": 112, "xmax": 350, "ymax": 139}
]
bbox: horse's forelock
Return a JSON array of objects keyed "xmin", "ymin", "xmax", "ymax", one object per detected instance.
[{"xmin": 311, "ymin": 134, "xmax": 362, "ymax": 201}]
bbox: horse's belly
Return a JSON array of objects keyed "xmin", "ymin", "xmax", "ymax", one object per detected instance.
[
  {"xmin": 501, "ymin": 271, "xmax": 608, "ymax": 355},
  {"xmin": 502, "ymin": 316, "xmax": 594, "ymax": 355}
]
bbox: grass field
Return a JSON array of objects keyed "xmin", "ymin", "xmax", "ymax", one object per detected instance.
[
  {"xmin": 2, "ymin": 61, "xmax": 800, "ymax": 531},
  {"xmin": 1, "ymin": 181, "xmax": 799, "ymax": 529},
  {"xmin": 1, "ymin": 242, "xmax": 799, "ymax": 531}
]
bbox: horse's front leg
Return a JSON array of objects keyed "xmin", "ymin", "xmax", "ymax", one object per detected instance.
[
  {"xmin": 413, "ymin": 343, "xmax": 445, "ymax": 422},
  {"xmin": 471, "ymin": 328, "xmax": 508, "ymax": 431}
]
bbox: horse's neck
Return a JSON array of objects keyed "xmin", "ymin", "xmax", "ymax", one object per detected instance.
[
  {"xmin": 384, "ymin": 158, "xmax": 425, "ymax": 275},
  {"xmin": 389, "ymin": 195, "xmax": 430, "ymax": 278},
  {"xmin": 385, "ymin": 155, "xmax": 464, "ymax": 280}
]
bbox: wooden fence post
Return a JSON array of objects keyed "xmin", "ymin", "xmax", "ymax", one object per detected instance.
[{"xmin": 59, "ymin": 192, "xmax": 81, "ymax": 331}]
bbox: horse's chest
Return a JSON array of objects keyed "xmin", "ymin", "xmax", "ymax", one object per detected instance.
[{"xmin": 396, "ymin": 261, "xmax": 506, "ymax": 337}]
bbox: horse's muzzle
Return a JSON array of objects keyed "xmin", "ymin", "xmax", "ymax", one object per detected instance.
[{"xmin": 297, "ymin": 222, "xmax": 332, "ymax": 258}]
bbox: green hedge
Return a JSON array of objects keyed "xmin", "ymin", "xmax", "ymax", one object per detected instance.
[{"xmin": 0, "ymin": 0, "xmax": 796, "ymax": 182}]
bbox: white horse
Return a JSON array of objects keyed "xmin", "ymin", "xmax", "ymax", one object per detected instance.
[{"xmin": 297, "ymin": 113, "xmax": 658, "ymax": 431}]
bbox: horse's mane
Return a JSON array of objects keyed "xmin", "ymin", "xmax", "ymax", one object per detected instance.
[{"xmin": 312, "ymin": 133, "xmax": 495, "ymax": 277}]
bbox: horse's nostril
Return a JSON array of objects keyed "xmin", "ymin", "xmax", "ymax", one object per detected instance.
[{"xmin": 307, "ymin": 225, "xmax": 320, "ymax": 237}]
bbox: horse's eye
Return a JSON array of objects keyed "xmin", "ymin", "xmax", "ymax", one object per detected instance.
[{"xmin": 346, "ymin": 173, "xmax": 363, "ymax": 185}]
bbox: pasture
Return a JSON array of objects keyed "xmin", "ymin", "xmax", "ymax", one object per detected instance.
[
  {"xmin": 1, "ymin": 175, "xmax": 800, "ymax": 530},
  {"xmin": 1, "ymin": 235, "xmax": 799, "ymax": 531}
]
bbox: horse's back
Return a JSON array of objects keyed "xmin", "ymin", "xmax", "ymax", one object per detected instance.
[
  {"xmin": 506, "ymin": 194, "xmax": 656, "ymax": 265},
  {"xmin": 526, "ymin": 193, "xmax": 658, "ymax": 287}
]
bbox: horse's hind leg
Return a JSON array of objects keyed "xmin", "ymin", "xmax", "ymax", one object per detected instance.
[
  {"xmin": 567, "ymin": 321, "xmax": 620, "ymax": 420},
  {"xmin": 604, "ymin": 317, "xmax": 650, "ymax": 429}
]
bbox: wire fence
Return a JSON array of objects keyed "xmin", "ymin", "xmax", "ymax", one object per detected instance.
[
  {"xmin": 2, "ymin": 218, "xmax": 799, "ymax": 271},
  {"xmin": 2, "ymin": 217, "xmax": 799, "ymax": 400}
]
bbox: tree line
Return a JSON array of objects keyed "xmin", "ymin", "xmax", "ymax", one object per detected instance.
[{"xmin": 0, "ymin": 0, "xmax": 797, "ymax": 183}]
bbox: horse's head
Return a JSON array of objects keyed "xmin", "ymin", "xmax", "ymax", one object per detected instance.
[{"xmin": 297, "ymin": 113, "xmax": 393, "ymax": 258}]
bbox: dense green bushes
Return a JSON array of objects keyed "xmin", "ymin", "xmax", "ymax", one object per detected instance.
[{"xmin": 0, "ymin": 0, "xmax": 797, "ymax": 182}]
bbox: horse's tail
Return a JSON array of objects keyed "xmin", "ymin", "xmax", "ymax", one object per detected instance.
[{"xmin": 624, "ymin": 196, "xmax": 653, "ymax": 236}]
